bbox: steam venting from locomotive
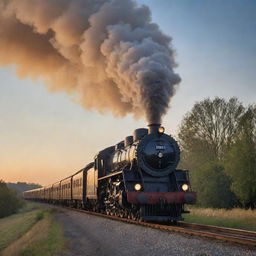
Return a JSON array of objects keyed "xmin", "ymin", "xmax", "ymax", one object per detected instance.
[{"xmin": 0, "ymin": 0, "xmax": 180, "ymax": 123}]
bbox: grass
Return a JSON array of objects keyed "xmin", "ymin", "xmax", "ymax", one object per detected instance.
[
  {"xmin": 0, "ymin": 202, "xmax": 65, "ymax": 256},
  {"xmin": 184, "ymin": 207, "xmax": 256, "ymax": 231},
  {"xmin": 20, "ymin": 209, "xmax": 65, "ymax": 256},
  {"xmin": 0, "ymin": 202, "xmax": 41, "ymax": 251}
]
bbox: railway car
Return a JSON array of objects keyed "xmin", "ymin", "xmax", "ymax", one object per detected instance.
[
  {"xmin": 24, "ymin": 124, "xmax": 196, "ymax": 222},
  {"xmin": 52, "ymin": 182, "xmax": 61, "ymax": 203},
  {"xmin": 44, "ymin": 185, "xmax": 52, "ymax": 202},
  {"xmin": 23, "ymin": 187, "xmax": 42, "ymax": 201},
  {"xmin": 60, "ymin": 176, "xmax": 72, "ymax": 205}
]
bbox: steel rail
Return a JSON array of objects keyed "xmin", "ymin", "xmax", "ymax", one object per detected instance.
[
  {"xmin": 62, "ymin": 206, "xmax": 256, "ymax": 247},
  {"xmin": 179, "ymin": 221, "xmax": 256, "ymax": 238}
]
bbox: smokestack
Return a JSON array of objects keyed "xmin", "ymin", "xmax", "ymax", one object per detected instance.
[
  {"xmin": 0, "ymin": 0, "xmax": 181, "ymax": 123},
  {"xmin": 148, "ymin": 124, "xmax": 161, "ymax": 134}
]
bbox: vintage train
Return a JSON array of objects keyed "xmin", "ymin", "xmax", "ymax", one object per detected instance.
[{"xmin": 24, "ymin": 124, "xmax": 196, "ymax": 222}]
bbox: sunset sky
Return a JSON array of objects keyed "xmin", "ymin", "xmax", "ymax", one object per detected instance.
[{"xmin": 1, "ymin": 0, "xmax": 255, "ymax": 185}]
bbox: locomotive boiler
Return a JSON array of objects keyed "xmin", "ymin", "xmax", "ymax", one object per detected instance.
[{"xmin": 24, "ymin": 124, "xmax": 196, "ymax": 222}]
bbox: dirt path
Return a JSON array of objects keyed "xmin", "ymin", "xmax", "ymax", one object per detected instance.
[{"xmin": 52, "ymin": 207, "xmax": 256, "ymax": 256}]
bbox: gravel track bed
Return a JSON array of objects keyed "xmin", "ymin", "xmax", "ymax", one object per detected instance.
[{"xmin": 52, "ymin": 207, "xmax": 256, "ymax": 256}]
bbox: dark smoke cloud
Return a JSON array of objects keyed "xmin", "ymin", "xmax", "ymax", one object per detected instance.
[{"xmin": 0, "ymin": 0, "xmax": 181, "ymax": 124}]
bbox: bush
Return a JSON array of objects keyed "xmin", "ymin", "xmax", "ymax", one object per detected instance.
[
  {"xmin": 36, "ymin": 211, "xmax": 45, "ymax": 221},
  {"xmin": 192, "ymin": 163, "xmax": 236, "ymax": 208},
  {"xmin": 0, "ymin": 180, "xmax": 24, "ymax": 218}
]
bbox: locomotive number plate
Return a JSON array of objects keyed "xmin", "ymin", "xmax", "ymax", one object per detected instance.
[{"xmin": 156, "ymin": 145, "xmax": 165, "ymax": 150}]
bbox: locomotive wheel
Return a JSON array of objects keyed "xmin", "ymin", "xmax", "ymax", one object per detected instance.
[
  {"xmin": 131, "ymin": 212, "xmax": 137, "ymax": 221},
  {"xmin": 134, "ymin": 212, "xmax": 139, "ymax": 221},
  {"xmin": 119, "ymin": 210, "xmax": 125, "ymax": 218},
  {"xmin": 123, "ymin": 210, "xmax": 128, "ymax": 219},
  {"xmin": 127, "ymin": 211, "xmax": 132, "ymax": 219}
]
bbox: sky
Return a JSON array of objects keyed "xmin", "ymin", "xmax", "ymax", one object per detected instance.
[{"xmin": 0, "ymin": 0, "xmax": 255, "ymax": 185}]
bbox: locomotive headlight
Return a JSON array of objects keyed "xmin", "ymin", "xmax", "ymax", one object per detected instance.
[
  {"xmin": 158, "ymin": 152, "xmax": 164, "ymax": 158},
  {"xmin": 134, "ymin": 183, "xmax": 142, "ymax": 191},
  {"xmin": 182, "ymin": 184, "xmax": 189, "ymax": 191},
  {"xmin": 158, "ymin": 126, "xmax": 165, "ymax": 134}
]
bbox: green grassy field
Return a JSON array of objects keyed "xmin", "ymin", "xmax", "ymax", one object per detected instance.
[
  {"xmin": 184, "ymin": 207, "xmax": 256, "ymax": 231},
  {"xmin": 0, "ymin": 202, "xmax": 65, "ymax": 256}
]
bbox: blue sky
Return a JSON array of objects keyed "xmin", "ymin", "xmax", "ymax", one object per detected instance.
[{"xmin": 1, "ymin": 0, "xmax": 255, "ymax": 184}]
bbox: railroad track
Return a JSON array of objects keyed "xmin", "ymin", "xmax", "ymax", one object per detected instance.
[
  {"xmin": 63, "ymin": 206, "xmax": 256, "ymax": 247},
  {"xmin": 178, "ymin": 222, "xmax": 256, "ymax": 246}
]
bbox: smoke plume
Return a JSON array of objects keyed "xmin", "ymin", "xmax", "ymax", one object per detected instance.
[{"xmin": 0, "ymin": 0, "xmax": 180, "ymax": 124}]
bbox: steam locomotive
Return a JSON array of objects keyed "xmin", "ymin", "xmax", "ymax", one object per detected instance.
[{"xmin": 24, "ymin": 124, "xmax": 196, "ymax": 222}]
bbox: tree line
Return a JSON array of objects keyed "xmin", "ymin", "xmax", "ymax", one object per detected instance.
[
  {"xmin": 178, "ymin": 97, "xmax": 256, "ymax": 209},
  {"xmin": 7, "ymin": 182, "xmax": 41, "ymax": 195}
]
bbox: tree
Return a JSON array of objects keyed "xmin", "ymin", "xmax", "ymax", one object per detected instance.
[
  {"xmin": 225, "ymin": 106, "xmax": 256, "ymax": 209},
  {"xmin": 0, "ymin": 180, "xmax": 24, "ymax": 218},
  {"xmin": 178, "ymin": 97, "xmax": 245, "ymax": 169},
  {"xmin": 178, "ymin": 97, "xmax": 245, "ymax": 208}
]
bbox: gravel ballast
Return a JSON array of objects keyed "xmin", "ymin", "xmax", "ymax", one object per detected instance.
[{"xmin": 54, "ymin": 207, "xmax": 256, "ymax": 256}]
